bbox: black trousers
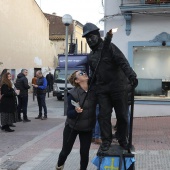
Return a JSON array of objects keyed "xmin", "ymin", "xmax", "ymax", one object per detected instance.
[
  {"xmin": 17, "ymin": 95, "xmax": 28, "ymax": 120},
  {"xmin": 57, "ymin": 124, "xmax": 92, "ymax": 170},
  {"xmin": 97, "ymin": 90, "xmax": 128, "ymax": 145},
  {"xmin": 37, "ymin": 93, "xmax": 47, "ymax": 116},
  {"xmin": 47, "ymin": 82, "xmax": 53, "ymax": 91}
]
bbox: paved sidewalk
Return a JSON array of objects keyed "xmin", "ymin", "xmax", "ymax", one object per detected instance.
[{"xmin": 0, "ymin": 93, "xmax": 170, "ymax": 170}]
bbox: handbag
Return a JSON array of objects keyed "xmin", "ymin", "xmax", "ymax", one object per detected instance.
[{"xmin": 0, "ymin": 90, "xmax": 3, "ymax": 103}]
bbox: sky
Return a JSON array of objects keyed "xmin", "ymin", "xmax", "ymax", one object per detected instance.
[{"xmin": 35, "ymin": 0, "xmax": 104, "ymax": 29}]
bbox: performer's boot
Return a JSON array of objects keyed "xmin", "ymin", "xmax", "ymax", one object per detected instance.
[{"xmin": 56, "ymin": 164, "xmax": 64, "ymax": 170}]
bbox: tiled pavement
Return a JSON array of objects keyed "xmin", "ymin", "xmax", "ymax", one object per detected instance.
[{"xmin": 0, "ymin": 94, "xmax": 170, "ymax": 170}]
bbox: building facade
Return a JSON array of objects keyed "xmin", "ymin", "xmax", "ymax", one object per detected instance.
[
  {"xmin": 104, "ymin": 0, "xmax": 170, "ymax": 103},
  {"xmin": 0, "ymin": 0, "xmax": 57, "ymax": 82},
  {"xmin": 44, "ymin": 13, "xmax": 90, "ymax": 66},
  {"xmin": 0, "ymin": 0, "xmax": 90, "ymax": 84},
  {"xmin": 73, "ymin": 20, "xmax": 90, "ymax": 54}
]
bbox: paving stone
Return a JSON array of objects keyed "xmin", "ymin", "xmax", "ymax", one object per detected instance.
[
  {"xmin": 1, "ymin": 94, "xmax": 170, "ymax": 169},
  {"xmin": 0, "ymin": 160, "xmax": 24, "ymax": 170}
]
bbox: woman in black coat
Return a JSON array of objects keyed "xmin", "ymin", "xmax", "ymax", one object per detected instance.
[{"xmin": 0, "ymin": 72, "xmax": 19, "ymax": 132}]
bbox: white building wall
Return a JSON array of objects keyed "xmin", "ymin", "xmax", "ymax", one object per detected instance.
[
  {"xmin": 0, "ymin": 0, "xmax": 57, "ymax": 82},
  {"xmin": 104, "ymin": 0, "xmax": 170, "ymax": 59}
]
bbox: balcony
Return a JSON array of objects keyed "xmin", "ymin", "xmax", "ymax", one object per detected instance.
[
  {"xmin": 146, "ymin": 0, "xmax": 170, "ymax": 4},
  {"xmin": 120, "ymin": 0, "xmax": 170, "ymax": 35},
  {"xmin": 120, "ymin": 0, "xmax": 170, "ymax": 13}
]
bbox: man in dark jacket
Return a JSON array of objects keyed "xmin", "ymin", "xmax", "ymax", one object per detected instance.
[
  {"xmin": 33, "ymin": 70, "xmax": 47, "ymax": 120},
  {"xmin": 15, "ymin": 69, "xmax": 31, "ymax": 122},
  {"xmin": 82, "ymin": 23, "xmax": 138, "ymax": 151},
  {"xmin": 46, "ymin": 72, "xmax": 53, "ymax": 92}
]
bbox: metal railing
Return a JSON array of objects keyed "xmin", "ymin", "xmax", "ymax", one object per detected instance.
[
  {"xmin": 121, "ymin": 0, "xmax": 145, "ymax": 5},
  {"xmin": 121, "ymin": 0, "xmax": 170, "ymax": 5}
]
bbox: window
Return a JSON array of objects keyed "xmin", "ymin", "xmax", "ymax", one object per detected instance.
[
  {"xmin": 11, "ymin": 69, "xmax": 16, "ymax": 81},
  {"xmin": 133, "ymin": 46, "xmax": 170, "ymax": 98}
]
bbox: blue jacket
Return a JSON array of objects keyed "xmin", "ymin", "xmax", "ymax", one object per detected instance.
[{"xmin": 36, "ymin": 76, "xmax": 47, "ymax": 94}]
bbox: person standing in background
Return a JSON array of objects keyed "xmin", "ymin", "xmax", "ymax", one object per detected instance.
[
  {"xmin": 33, "ymin": 70, "xmax": 47, "ymax": 120},
  {"xmin": 0, "ymin": 69, "xmax": 9, "ymax": 128},
  {"xmin": 32, "ymin": 75, "xmax": 37, "ymax": 98},
  {"xmin": 0, "ymin": 73, "xmax": 19, "ymax": 132},
  {"xmin": 0, "ymin": 69, "xmax": 17, "ymax": 127},
  {"xmin": 46, "ymin": 72, "xmax": 53, "ymax": 92},
  {"xmin": 32, "ymin": 75, "xmax": 37, "ymax": 85},
  {"xmin": 15, "ymin": 69, "xmax": 31, "ymax": 122}
]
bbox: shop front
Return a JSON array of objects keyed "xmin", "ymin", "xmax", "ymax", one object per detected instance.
[{"xmin": 129, "ymin": 32, "xmax": 170, "ymax": 104}]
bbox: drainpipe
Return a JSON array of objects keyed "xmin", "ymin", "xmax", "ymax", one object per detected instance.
[{"xmin": 81, "ymin": 41, "xmax": 83, "ymax": 54}]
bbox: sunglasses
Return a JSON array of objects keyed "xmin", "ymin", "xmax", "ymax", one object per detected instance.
[
  {"xmin": 78, "ymin": 71, "xmax": 87, "ymax": 76},
  {"xmin": 85, "ymin": 34, "xmax": 97, "ymax": 41}
]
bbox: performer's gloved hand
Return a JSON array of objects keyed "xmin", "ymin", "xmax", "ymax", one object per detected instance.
[
  {"xmin": 108, "ymin": 29, "xmax": 113, "ymax": 35},
  {"xmin": 129, "ymin": 76, "xmax": 138, "ymax": 88}
]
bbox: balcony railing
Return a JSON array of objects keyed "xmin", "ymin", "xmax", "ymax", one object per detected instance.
[
  {"xmin": 146, "ymin": 0, "xmax": 170, "ymax": 4},
  {"xmin": 120, "ymin": 0, "xmax": 170, "ymax": 35},
  {"xmin": 121, "ymin": 0, "xmax": 170, "ymax": 5}
]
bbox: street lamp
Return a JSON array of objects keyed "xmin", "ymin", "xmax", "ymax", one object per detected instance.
[{"xmin": 62, "ymin": 14, "xmax": 73, "ymax": 116}]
